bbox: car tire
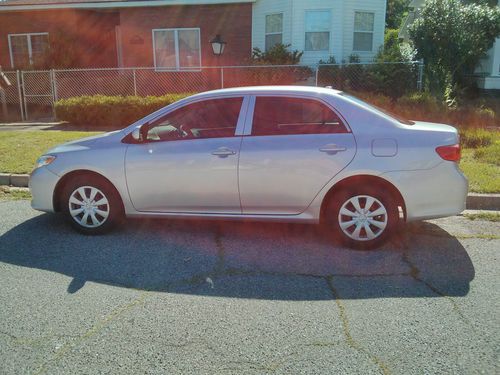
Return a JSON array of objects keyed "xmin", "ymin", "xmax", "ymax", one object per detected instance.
[
  {"xmin": 325, "ymin": 186, "xmax": 400, "ymax": 250},
  {"xmin": 61, "ymin": 175, "xmax": 124, "ymax": 235}
]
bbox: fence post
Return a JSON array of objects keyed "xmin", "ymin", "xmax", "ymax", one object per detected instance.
[
  {"xmin": 51, "ymin": 70, "xmax": 58, "ymax": 102},
  {"xmin": 315, "ymin": 65, "xmax": 320, "ymax": 87},
  {"xmin": 417, "ymin": 59, "xmax": 424, "ymax": 91},
  {"xmin": 0, "ymin": 87, "xmax": 6, "ymax": 121},
  {"xmin": 133, "ymin": 68, "xmax": 137, "ymax": 96},
  {"xmin": 220, "ymin": 67, "xmax": 224, "ymax": 89},
  {"xmin": 21, "ymin": 71, "xmax": 29, "ymax": 121},
  {"xmin": 50, "ymin": 69, "xmax": 57, "ymax": 118},
  {"xmin": 16, "ymin": 70, "xmax": 25, "ymax": 121}
]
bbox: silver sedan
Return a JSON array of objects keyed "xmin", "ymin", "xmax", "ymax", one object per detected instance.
[{"xmin": 29, "ymin": 86, "xmax": 468, "ymax": 249}]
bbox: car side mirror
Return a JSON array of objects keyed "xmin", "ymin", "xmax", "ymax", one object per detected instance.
[{"xmin": 131, "ymin": 127, "xmax": 143, "ymax": 142}]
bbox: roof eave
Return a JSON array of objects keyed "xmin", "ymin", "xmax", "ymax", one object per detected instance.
[{"xmin": 0, "ymin": 0, "xmax": 255, "ymax": 12}]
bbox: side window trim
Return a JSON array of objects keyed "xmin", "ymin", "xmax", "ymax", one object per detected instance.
[
  {"xmin": 245, "ymin": 94, "xmax": 351, "ymax": 137},
  {"xmin": 241, "ymin": 95, "xmax": 256, "ymax": 136},
  {"xmin": 235, "ymin": 95, "xmax": 251, "ymax": 136}
]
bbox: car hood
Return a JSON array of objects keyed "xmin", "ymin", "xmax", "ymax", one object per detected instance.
[{"xmin": 45, "ymin": 130, "xmax": 124, "ymax": 154}]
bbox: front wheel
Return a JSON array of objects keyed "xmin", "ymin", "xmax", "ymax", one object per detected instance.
[
  {"xmin": 61, "ymin": 175, "xmax": 123, "ymax": 234},
  {"xmin": 325, "ymin": 188, "xmax": 400, "ymax": 249}
]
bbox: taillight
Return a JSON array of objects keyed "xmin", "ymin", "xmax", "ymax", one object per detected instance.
[{"xmin": 436, "ymin": 144, "xmax": 461, "ymax": 162}]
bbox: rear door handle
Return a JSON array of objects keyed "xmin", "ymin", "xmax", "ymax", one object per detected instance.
[
  {"xmin": 211, "ymin": 147, "xmax": 236, "ymax": 157},
  {"xmin": 319, "ymin": 144, "xmax": 347, "ymax": 154}
]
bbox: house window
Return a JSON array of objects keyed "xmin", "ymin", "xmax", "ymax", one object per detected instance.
[
  {"xmin": 353, "ymin": 12, "xmax": 374, "ymax": 52},
  {"xmin": 265, "ymin": 13, "xmax": 283, "ymax": 51},
  {"xmin": 8, "ymin": 33, "xmax": 49, "ymax": 68},
  {"xmin": 153, "ymin": 28, "xmax": 201, "ymax": 70},
  {"xmin": 305, "ymin": 10, "xmax": 330, "ymax": 51}
]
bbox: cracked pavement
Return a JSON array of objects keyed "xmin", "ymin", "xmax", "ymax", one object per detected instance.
[{"xmin": 0, "ymin": 201, "xmax": 498, "ymax": 374}]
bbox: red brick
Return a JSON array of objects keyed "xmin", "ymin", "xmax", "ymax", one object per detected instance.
[{"xmin": 0, "ymin": 3, "xmax": 252, "ymax": 69}]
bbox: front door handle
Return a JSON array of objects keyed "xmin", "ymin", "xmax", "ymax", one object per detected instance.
[
  {"xmin": 319, "ymin": 144, "xmax": 347, "ymax": 154},
  {"xmin": 211, "ymin": 147, "xmax": 236, "ymax": 157}
]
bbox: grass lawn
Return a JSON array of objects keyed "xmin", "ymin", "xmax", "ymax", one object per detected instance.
[
  {"xmin": 464, "ymin": 211, "xmax": 500, "ymax": 222},
  {"xmin": 460, "ymin": 149, "xmax": 500, "ymax": 193},
  {"xmin": 0, "ymin": 187, "xmax": 31, "ymax": 201},
  {"xmin": 460, "ymin": 129, "xmax": 500, "ymax": 194},
  {"xmin": 0, "ymin": 130, "xmax": 102, "ymax": 174}
]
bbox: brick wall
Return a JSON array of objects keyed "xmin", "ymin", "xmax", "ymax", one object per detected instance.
[
  {"xmin": 0, "ymin": 3, "xmax": 252, "ymax": 70},
  {"xmin": 119, "ymin": 3, "xmax": 252, "ymax": 67},
  {"xmin": 0, "ymin": 9, "xmax": 119, "ymax": 69}
]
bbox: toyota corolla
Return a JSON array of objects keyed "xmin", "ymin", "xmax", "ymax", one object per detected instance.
[{"xmin": 29, "ymin": 86, "xmax": 468, "ymax": 249}]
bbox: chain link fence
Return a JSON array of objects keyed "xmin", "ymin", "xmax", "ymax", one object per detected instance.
[{"xmin": 1, "ymin": 61, "xmax": 423, "ymax": 122}]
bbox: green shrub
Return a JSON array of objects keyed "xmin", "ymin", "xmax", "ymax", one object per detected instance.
[
  {"xmin": 396, "ymin": 92, "xmax": 444, "ymax": 121},
  {"xmin": 350, "ymin": 91, "xmax": 394, "ymax": 110},
  {"xmin": 398, "ymin": 92, "xmax": 442, "ymax": 109},
  {"xmin": 350, "ymin": 91, "xmax": 500, "ymax": 132},
  {"xmin": 366, "ymin": 29, "xmax": 418, "ymax": 98},
  {"xmin": 55, "ymin": 94, "xmax": 190, "ymax": 128},
  {"xmin": 251, "ymin": 43, "xmax": 303, "ymax": 65},
  {"xmin": 459, "ymin": 128, "xmax": 497, "ymax": 148}
]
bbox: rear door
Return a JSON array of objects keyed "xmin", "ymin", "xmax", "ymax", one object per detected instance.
[{"xmin": 238, "ymin": 95, "xmax": 356, "ymax": 215}]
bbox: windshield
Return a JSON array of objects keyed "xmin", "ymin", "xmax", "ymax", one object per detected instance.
[{"xmin": 341, "ymin": 93, "xmax": 415, "ymax": 125}]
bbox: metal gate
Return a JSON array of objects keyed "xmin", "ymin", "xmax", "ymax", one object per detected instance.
[
  {"xmin": 0, "ymin": 71, "xmax": 24, "ymax": 122},
  {"xmin": 21, "ymin": 70, "xmax": 55, "ymax": 121}
]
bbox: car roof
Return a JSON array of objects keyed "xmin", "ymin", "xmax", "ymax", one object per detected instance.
[{"xmin": 189, "ymin": 85, "xmax": 342, "ymax": 98}]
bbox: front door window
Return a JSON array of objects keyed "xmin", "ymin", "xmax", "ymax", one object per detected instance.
[{"xmin": 146, "ymin": 97, "xmax": 243, "ymax": 142}]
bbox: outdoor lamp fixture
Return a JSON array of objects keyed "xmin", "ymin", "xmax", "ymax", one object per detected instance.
[{"xmin": 210, "ymin": 34, "xmax": 226, "ymax": 56}]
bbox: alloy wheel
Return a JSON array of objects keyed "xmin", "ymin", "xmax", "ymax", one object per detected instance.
[
  {"xmin": 337, "ymin": 195, "xmax": 388, "ymax": 241},
  {"xmin": 68, "ymin": 186, "xmax": 110, "ymax": 228}
]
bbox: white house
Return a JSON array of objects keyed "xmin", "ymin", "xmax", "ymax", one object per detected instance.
[
  {"xmin": 252, "ymin": 0, "xmax": 387, "ymax": 64},
  {"xmin": 475, "ymin": 37, "xmax": 500, "ymax": 90}
]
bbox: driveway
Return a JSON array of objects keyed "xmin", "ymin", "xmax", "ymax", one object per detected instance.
[{"xmin": 0, "ymin": 200, "xmax": 498, "ymax": 374}]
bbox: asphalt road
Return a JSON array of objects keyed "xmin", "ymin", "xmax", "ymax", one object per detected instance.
[{"xmin": 0, "ymin": 200, "xmax": 498, "ymax": 375}]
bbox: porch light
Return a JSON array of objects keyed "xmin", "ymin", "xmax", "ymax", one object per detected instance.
[{"xmin": 210, "ymin": 34, "xmax": 226, "ymax": 56}]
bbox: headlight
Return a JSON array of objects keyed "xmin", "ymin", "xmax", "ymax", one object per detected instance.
[{"xmin": 33, "ymin": 155, "xmax": 56, "ymax": 170}]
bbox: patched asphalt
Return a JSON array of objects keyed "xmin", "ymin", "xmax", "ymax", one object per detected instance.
[{"xmin": 0, "ymin": 200, "xmax": 498, "ymax": 374}]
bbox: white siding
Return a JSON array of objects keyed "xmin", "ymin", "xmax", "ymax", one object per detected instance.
[
  {"xmin": 476, "ymin": 37, "xmax": 500, "ymax": 89},
  {"xmin": 476, "ymin": 38, "xmax": 500, "ymax": 77},
  {"xmin": 252, "ymin": 0, "xmax": 386, "ymax": 65},
  {"xmin": 252, "ymin": 0, "xmax": 293, "ymax": 50}
]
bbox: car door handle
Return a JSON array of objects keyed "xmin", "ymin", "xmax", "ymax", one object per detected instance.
[
  {"xmin": 319, "ymin": 144, "xmax": 347, "ymax": 154},
  {"xmin": 211, "ymin": 147, "xmax": 236, "ymax": 157}
]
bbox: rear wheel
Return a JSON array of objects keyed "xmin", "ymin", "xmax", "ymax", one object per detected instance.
[
  {"xmin": 61, "ymin": 175, "xmax": 123, "ymax": 234},
  {"xmin": 325, "ymin": 187, "xmax": 399, "ymax": 249}
]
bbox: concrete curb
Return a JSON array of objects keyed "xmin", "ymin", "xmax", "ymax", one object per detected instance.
[
  {"xmin": 1, "ymin": 174, "xmax": 500, "ymax": 210},
  {"xmin": 466, "ymin": 193, "xmax": 500, "ymax": 211},
  {"xmin": 0, "ymin": 173, "xmax": 29, "ymax": 188}
]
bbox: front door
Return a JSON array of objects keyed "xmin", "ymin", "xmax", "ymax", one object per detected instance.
[{"xmin": 125, "ymin": 96, "xmax": 245, "ymax": 213}]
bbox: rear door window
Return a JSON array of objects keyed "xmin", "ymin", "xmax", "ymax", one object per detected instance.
[{"xmin": 251, "ymin": 96, "xmax": 348, "ymax": 136}]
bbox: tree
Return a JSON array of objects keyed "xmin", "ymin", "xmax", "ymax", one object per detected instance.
[
  {"xmin": 367, "ymin": 29, "xmax": 418, "ymax": 98},
  {"xmin": 409, "ymin": 0, "xmax": 500, "ymax": 100},
  {"xmin": 386, "ymin": 0, "xmax": 412, "ymax": 29}
]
